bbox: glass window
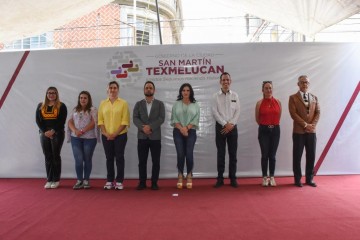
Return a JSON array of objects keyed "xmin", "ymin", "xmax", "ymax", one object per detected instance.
[
  {"xmin": 3, "ymin": 33, "xmax": 52, "ymax": 51},
  {"xmin": 23, "ymin": 38, "xmax": 30, "ymax": 49}
]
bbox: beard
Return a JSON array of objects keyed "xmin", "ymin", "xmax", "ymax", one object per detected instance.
[{"xmin": 145, "ymin": 92, "xmax": 154, "ymax": 97}]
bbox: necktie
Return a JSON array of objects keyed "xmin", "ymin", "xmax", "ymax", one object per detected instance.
[
  {"xmin": 303, "ymin": 93, "xmax": 308, "ymax": 103},
  {"xmin": 303, "ymin": 93, "xmax": 309, "ymax": 113}
]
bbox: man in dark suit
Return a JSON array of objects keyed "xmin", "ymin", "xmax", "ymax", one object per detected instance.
[
  {"xmin": 289, "ymin": 75, "xmax": 320, "ymax": 187},
  {"xmin": 133, "ymin": 81, "xmax": 165, "ymax": 190}
]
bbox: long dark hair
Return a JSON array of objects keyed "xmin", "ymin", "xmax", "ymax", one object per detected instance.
[
  {"xmin": 176, "ymin": 83, "xmax": 196, "ymax": 103},
  {"xmin": 74, "ymin": 91, "xmax": 93, "ymax": 113}
]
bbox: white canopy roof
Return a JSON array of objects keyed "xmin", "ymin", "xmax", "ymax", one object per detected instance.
[
  {"xmin": 1, "ymin": 0, "xmax": 360, "ymax": 44},
  {"xmin": 227, "ymin": 0, "xmax": 360, "ymax": 37},
  {"xmin": 0, "ymin": 0, "xmax": 113, "ymax": 44}
]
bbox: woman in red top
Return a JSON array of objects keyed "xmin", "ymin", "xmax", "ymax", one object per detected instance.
[{"xmin": 255, "ymin": 81, "xmax": 281, "ymax": 187}]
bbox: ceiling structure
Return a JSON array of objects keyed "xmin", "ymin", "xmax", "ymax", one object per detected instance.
[
  {"xmin": 0, "ymin": 0, "xmax": 113, "ymax": 44},
  {"xmin": 226, "ymin": 0, "xmax": 360, "ymax": 37},
  {"xmin": 1, "ymin": 0, "xmax": 360, "ymax": 44}
]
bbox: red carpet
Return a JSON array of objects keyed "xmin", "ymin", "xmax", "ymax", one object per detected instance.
[{"xmin": 1, "ymin": 176, "xmax": 360, "ymax": 240}]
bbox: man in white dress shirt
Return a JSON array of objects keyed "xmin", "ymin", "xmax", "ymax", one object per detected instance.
[{"xmin": 212, "ymin": 72, "xmax": 241, "ymax": 188}]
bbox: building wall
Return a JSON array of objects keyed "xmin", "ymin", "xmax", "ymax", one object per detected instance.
[
  {"xmin": 53, "ymin": 3, "xmax": 121, "ymax": 49},
  {"xmin": 161, "ymin": 18, "xmax": 173, "ymax": 44}
]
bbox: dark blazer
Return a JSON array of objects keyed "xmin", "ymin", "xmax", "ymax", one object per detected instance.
[
  {"xmin": 133, "ymin": 99, "xmax": 165, "ymax": 140},
  {"xmin": 289, "ymin": 91, "xmax": 320, "ymax": 134}
]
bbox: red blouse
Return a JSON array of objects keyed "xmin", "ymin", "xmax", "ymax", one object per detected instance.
[{"xmin": 258, "ymin": 97, "xmax": 281, "ymax": 125}]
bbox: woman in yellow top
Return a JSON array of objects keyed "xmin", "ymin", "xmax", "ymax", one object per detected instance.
[{"xmin": 98, "ymin": 81, "xmax": 130, "ymax": 190}]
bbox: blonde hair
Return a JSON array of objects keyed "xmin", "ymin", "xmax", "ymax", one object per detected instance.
[{"xmin": 41, "ymin": 86, "xmax": 61, "ymax": 110}]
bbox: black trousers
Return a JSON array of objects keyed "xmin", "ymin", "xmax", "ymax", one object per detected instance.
[
  {"xmin": 215, "ymin": 123, "xmax": 238, "ymax": 180},
  {"xmin": 292, "ymin": 133, "xmax": 316, "ymax": 183},
  {"xmin": 137, "ymin": 139, "xmax": 161, "ymax": 184},
  {"xmin": 258, "ymin": 125, "xmax": 280, "ymax": 177},
  {"xmin": 40, "ymin": 131, "xmax": 65, "ymax": 182},
  {"xmin": 102, "ymin": 133, "xmax": 127, "ymax": 182}
]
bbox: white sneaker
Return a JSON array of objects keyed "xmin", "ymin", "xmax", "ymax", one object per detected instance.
[
  {"xmin": 50, "ymin": 181, "xmax": 60, "ymax": 189},
  {"xmin": 270, "ymin": 177, "xmax": 277, "ymax": 187},
  {"xmin": 73, "ymin": 180, "xmax": 83, "ymax": 190},
  {"xmin": 44, "ymin": 182, "xmax": 52, "ymax": 189},
  {"xmin": 115, "ymin": 182, "xmax": 123, "ymax": 190},
  {"xmin": 83, "ymin": 180, "xmax": 91, "ymax": 189},
  {"xmin": 262, "ymin": 177, "xmax": 269, "ymax": 187},
  {"xmin": 104, "ymin": 182, "xmax": 114, "ymax": 190}
]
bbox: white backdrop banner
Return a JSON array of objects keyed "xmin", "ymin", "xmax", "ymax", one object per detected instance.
[{"xmin": 0, "ymin": 43, "xmax": 359, "ymax": 179}]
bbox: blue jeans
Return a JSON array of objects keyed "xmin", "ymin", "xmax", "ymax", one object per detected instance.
[
  {"xmin": 71, "ymin": 137, "xmax": 97, "ymax": 181},
  {"xmin": 173, "ymin": 128, "xmax": 197, "ymax": 175},
  {"xmin": 258, "ymin": 125, "xmax": 280, "ymax": 177}
]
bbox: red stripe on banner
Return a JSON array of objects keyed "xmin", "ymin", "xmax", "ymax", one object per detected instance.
[
  {"xmin": 314, "ymin": 81, "xmax": 360, "ymax": 175},
  {"xmin": 0, "ymin": 51, "xmax": 30, "ymax": 109}
]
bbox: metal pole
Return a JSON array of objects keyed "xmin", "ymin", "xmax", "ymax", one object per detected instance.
[
  {"xmin": 133, "ymin": 0, "xmax": 137, "ymax": 45},
  {"xmin": 155, "ymin": 0, "xmax": 162, "ymax": 44}
]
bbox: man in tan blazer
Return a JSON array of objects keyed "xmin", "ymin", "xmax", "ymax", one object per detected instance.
[{"xmin": 289, "ymin": 75, "xmax": 320, "ymax": 187}]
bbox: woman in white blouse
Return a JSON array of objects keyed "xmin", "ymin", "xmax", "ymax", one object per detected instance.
[{"xmin": 67, "ymin": 91, "xmax": 99, "ymax": 189}]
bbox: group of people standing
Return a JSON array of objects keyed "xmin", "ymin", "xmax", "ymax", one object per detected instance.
[{"xmin": 35, "ymin": 73, "xmax": 320, "ymax": 190}]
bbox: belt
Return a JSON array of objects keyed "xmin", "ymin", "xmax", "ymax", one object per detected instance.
[{"xmin": 260, "ymin": 125, "xmax": 279, "ymax": 128}]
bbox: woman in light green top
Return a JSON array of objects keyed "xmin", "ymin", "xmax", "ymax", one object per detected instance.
[{"xmin": 171, "ymin": 83, "xmax": 200, "ymax": 189}]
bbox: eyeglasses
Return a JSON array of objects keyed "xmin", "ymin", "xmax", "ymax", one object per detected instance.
[
  {"xmin": 47, "ymin": 92, "xmax": 57, "ymax": 95},
  {"xmin": 299, "ymin": 81, "xmax": 310, "ymax": 85}
]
